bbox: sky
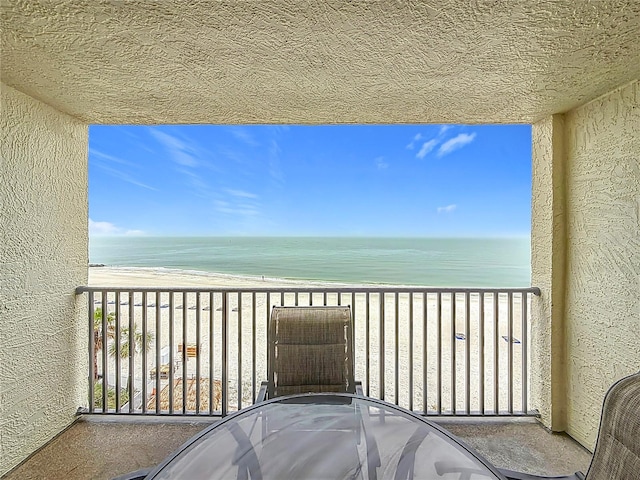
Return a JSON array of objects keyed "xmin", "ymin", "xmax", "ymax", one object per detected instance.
[{"xmin": 89, "ymin": 124, "xmax": 531, "ymax": 237}]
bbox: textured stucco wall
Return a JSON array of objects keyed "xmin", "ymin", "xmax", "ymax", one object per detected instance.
[
  {"xmin": 531, "ymin": 115, "xmax": 567, "ymax": 432},
  {"xmin": 562, "ymin": 80, "xmax": 640, "ymax": 449},
  {"xmin": 0, "ymin": 83, "xmax": 88, "ymax": 475},
  {"xmin": 2, "ymin": 1, "xmax": 640, "ymax": 124}
]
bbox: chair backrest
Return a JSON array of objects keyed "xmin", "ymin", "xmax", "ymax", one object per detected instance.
[
  {"xmin": 586, "ymin": 371, "xmax": 640, "ymax": 480},
  {"xmin": 267, "ymin": 306, "xmax": 356, "ymax": 399}
]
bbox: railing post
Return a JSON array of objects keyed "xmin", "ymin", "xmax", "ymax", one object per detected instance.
[
  {"xmin": 88, "ymin": 291, "xmax": 95, "ymax": 413},
  {"xmin": 365, "ymin": 292, "xmax": 370, "ymax": 397},
  {"xmin": 379, "ymin": 292, "xmax": 385, "ymax": 401},
  {"xmin": 237, "ymin": 292, "xmax": 243, "ymax": 411},
  {"xmin": 155, "ymin": 291, "xmax": 161, "ymax": 414},
  {"xmin": 451, "ymin": 292, "xmax": 456, "ymax": 414},
  {"xmin": 522, "ymin": 292, "xmax": 529, "ymax": 413},
  {"xmin": 394, "ymin": 292, "xmax": 399, "ymax": 405},
  {"xmin": 128, "ymin": 291, "xmax": 134, "ymax": 413},
  {"xmin": 196, "ymin": 292, "xmax": 202, "ymax": 414},
  {"xmin": 422, "ymin": 292, "xmax": 428, "ymax": 414},
  {"xmin": 209, "ymin": 291, "xmax": 215, "ymax": 414},
  {"xmin": 508, "ymin": 291, "xmax": 514, "ymax": 414},
  {"xmin": 141, "ymin": 291, "xmax": 147, "ymax": 414},
  {"xmin": 436, "ymin": 292, "xmax": 442, "ymax": 414},
  {"xmin": 408, "ymin": 292, "xmax": 414, "ymax": 412},
  {"xmin": 168, "ymin": 292, "xmax": 174, "ymax": 414},
  {"xmin": 493, "ymin": 293, "xmax": 499, "ymax": 414},
  {"xmin": 181, "ymin": 292, "xmax": 187, "ymax": 413},
  {"xmin": 251, "ymin": 291, "xmax": 257, "ymax": 404},
  {"xmin": 222, "ymin": 291, "xmax": 228, "ymax": 417},
  {"xmin": 115, "ymin": 291, "xmax": 121, "ymax": 412},
  {"xmin": 479, "ymin": 291, "xmax": 485, "ymax": 415},
  {"xmin": 465, "ymin": 291, "xmax": 471, "ymax": 415}
]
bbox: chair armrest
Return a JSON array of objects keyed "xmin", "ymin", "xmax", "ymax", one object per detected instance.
[
  {"xmin": 498, "ymin": 468, "xmax": 585, "ymax": 480},
  {"xmin": 255, "ymin": 382, "xmax": 268, "ymax": 403}
]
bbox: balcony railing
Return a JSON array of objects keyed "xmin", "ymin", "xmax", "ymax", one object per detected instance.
[{"xmin": 76, "ymin": 286, "xmax": 540, "ymax": 417}]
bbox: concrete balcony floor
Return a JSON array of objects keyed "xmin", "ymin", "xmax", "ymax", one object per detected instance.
[{"xmin": 5, "ymin": 416, "xmax": 591, "ymax": 479}]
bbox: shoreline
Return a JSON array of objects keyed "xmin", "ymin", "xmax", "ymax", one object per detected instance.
[
  {"xmin": 89, "ymin": 265, "xmax": 377, "ymax": 288},
  {"xmin": 88, "ymin": 266, "xmax": 530, "ymax": 290}
]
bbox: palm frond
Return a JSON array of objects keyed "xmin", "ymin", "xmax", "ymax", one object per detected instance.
[{"xmin": 107, "ymin": 323, "xmax": 154, "ymax": 359}]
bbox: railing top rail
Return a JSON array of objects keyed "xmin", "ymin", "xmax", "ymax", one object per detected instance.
[{"xmin": 77, "ymin": 285, "xmax": 541, "ymax": 295}]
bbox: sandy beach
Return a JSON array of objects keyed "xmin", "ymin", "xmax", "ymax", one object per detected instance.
[{"xmin": 89, "ymin": 266, "xmax": 528, "ymax": 414}]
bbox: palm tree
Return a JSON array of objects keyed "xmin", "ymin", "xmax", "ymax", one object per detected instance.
[
  {"xmin": 93, "ymin": 307, "xmax": 154, "ymax": 378},
  {"xmin": 108, "ymin": 325, "xmax": 154, "ymax": 358},
  {"xmin": 93, "ymin": 306, "xmax": 154, "ymax": 409},
  {"xmin": 93, "ymin": 307, "xmax": 115, "ymax": 380},
  {"xmin": 108, "ymin": 323, "xmax": 154, "ymax": 403}
]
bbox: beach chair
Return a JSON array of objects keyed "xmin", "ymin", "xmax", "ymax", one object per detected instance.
[
  {"xmin": 499, "ymin": 371, "xmax": 640, "ymax": 480},
  {"xmin": 256, "ymin": 305, "xmax": 360, "ymax": 401}
]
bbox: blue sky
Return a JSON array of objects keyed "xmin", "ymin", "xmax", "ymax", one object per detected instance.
[{"xmin": 89, "ymin": 124, "xmax": 531, "ymax": 237}]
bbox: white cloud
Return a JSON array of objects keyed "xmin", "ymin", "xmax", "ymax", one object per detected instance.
[
  {"xmin": 96, "ymin": 164, "xmax": 158, "ymax": 191},
  {"xmin": 270, "ymin": 125, "xmax": 290, "ymax": 134},
  {"xmin": 215, "ymin": 188, "xmax": 261, "ymax": 218},
  {"xmin": 406, "ymin": 133, "xmax": 423, "ymax": 149},
  {"xmin": 89, "ymin": 148, "xmax": 134, "ymax": 166},
  {"xmin": 89, "ymin": 219, "xmax": 145, "ymax": 236},
  {"xmin": 172, "ymin": 150, "xmax": 199, "ymax": 167},
  {"xmin": 214, "ymin": 200, "xmax": 259, "ymax": 217},
  {"xmin": 437, "ymin": 133, "xmax": 476, "ymax": 157},
  {"xmin": 416, "ymin": 139, "xmax": 438, "ymax": 159},
  {"xmin": 438, "ymin": 125, "xmax": 452, "ymax": 136},
  {"xmin": 225, "ymin": 188, "xmax": 259, "ymax": 199},
  {"xmin": 149, "ymin": 129, "xmax": 185, "ymax": 150},
  {"xmin": 269, "ymin": 139, "xmax": 284, "ymax": 184},
  {"xmin": 89, "ymin": 219, "xmax": 119, "ymax": 235},
  {"xmin": 149, "ymin": 128, "xmax": 199, "ymax": 167},
  {"xmin": 229, "ymin": 127, "xmax": 260, "ymax": 146},
  {"xmin": 437, "ymin": 204, "xmax": 457, "ymax": 214},
  {"xmin": 375, "ymin": 157, "xmax": 389, "ymax": 170},
  {"xmin": 166, "ymin": 168, "xmax": 215, "ymax": 202},
  {"xmin": 412, "ymin": 126, "xmax": 467, "ymax": 160},
  {"xmin": 147, "ymin": 127, "xmax": 223, "ymax": 199},
  {"xmin": 90, "ymin": 149, "xmax": 158, "ymax": 191}
]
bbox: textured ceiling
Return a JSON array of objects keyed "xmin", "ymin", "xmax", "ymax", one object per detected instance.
[{"xmin": 1, "ymin": 0, "xmax": 639, "ymax": 124}]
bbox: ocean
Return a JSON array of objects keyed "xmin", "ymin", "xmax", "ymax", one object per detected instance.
[{"xmin": 89, "ymin": 237, "xmax": 531, "ymax": 288}]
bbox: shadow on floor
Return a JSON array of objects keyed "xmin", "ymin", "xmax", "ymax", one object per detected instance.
[{"xmin": 4, "ymin": 416, "xmax": 591, "ymax": 479}]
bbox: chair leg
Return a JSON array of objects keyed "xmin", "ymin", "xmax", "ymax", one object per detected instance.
[{"xmin": 355, "ymin": 391, "xmax": 381, "ymax": 480}]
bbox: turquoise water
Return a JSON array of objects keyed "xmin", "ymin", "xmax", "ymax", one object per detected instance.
[{"xmin": 89, "ymin": 237, "xmax": 531, "ymax": 287}]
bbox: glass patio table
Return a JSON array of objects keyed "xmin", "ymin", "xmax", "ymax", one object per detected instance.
[{"xmin": 145, "ymin": 393, "xmax": 506, "ymax": 480}]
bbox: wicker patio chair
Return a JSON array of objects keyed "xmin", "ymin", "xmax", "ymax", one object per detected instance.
[
  {"xmin": 499, "ymin": 371, "xmax": 640, "ymax": 480},
  {"xmin": 256, "ymin": 305, "xmax": 360, "ymax": 401}
]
